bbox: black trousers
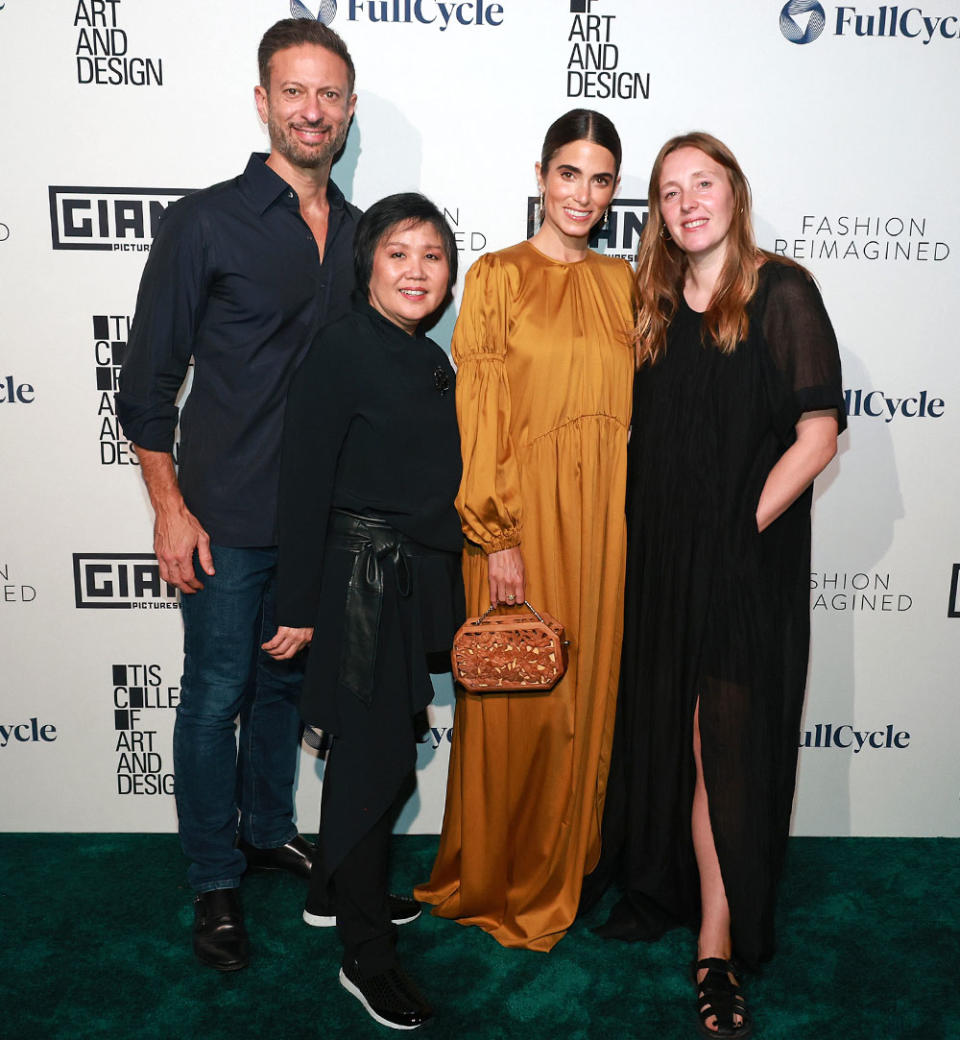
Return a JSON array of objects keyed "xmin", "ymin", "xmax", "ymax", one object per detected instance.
[{"xmin": 309, "ymin": 759, "xmax": 407, "ymax": 978}]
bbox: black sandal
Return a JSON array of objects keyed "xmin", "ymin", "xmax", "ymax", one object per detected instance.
[{"xmin": 692, "ymin": 958, "xmax": 752, "ymax": 1038}]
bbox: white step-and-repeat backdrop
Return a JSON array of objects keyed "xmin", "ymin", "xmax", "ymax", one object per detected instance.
[{"xmin": 1, "ymin": 0, "xmax": 957, "ymax": 837}]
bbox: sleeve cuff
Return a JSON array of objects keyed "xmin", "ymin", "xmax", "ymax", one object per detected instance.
[{"xmin": 481, "ymin": 530, "xmax": 522, "ymax": 555}]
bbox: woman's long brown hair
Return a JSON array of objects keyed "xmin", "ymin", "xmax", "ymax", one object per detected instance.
[{"xmin": 635, "ymin": 131, "xmax": 796, "ymax": 366}]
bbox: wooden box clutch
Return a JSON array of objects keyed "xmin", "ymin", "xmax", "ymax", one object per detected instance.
[{"xmin": 450, "ymin": 601, "xmax": 569, "ymax": 693}]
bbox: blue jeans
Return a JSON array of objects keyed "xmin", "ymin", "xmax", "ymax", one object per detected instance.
[{"xmin": 174, "ymin": 545, "xmax": 304, "ymax": 892}]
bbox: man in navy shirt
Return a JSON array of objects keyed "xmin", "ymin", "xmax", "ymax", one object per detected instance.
[{"xmin": 117, "ymin": 19, "xmax": 360, "ymax": 972}]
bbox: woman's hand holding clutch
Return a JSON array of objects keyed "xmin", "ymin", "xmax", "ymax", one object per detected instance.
[{"xmin": 488, "ymin": 546, "xmax": 525, "ymax": 607}]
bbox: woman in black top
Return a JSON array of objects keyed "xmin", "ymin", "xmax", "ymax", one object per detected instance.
[
  {"xmin": 587, "ymin": 134, "xmax": 844, "ymax": 1037},
  {"xmin": 267, "ymin": 193, "xmax": 463, "ymax": 1032}
]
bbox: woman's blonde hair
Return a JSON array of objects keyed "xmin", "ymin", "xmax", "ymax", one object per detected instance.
[{"xmin": 634, "ymin": 131, "xmax": 795, "ymax": 366}]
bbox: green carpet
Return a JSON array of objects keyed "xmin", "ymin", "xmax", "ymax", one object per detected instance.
[{"xmin": 0, "ymin": 835, "xmax": 956, "ymax": 1039}]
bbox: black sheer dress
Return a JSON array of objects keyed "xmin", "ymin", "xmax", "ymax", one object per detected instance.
[{"xmin": 590, "ymin": 261, "xmax": 845, "ymax": 968}]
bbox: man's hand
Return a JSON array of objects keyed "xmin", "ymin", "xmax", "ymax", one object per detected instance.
[
  {"xmin": 262, "ymin": 626, "xmax": 314, "ymax": 660},
  {"xmin": 154, "ymin": 503, "xmax": 214, "ymax": 594},
  {"xmin": 135, "ymin": 445, "xmax": 215, "ymax": 594}
]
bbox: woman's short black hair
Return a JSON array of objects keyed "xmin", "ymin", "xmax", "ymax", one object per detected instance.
[{"xmin": 354, "ymin": 193, "xmax": 458, "ymax": 298}]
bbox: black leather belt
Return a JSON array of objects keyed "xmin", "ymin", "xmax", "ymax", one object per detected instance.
[{"xmin": 329, "ymin": 509, "xmax": 416, "ymax": 706}]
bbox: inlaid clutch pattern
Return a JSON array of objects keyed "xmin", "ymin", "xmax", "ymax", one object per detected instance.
[{"xmin": 451, "ymin": 601, "xmax": 569, "ymax": 693}]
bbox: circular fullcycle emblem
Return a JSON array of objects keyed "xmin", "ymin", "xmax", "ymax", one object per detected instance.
[
  {"xmin": 780, "ymin": 0, "xmax": 827, "ymax": 43},
  {"xmin": 290, "ymin": 0, "xmax": 338, "ymax": 26}
]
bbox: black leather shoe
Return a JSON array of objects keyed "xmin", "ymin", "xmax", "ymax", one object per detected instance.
[
  {"xmin": 192, "ymin": 889, "xmax": 249, "ymax": 971},
  {"xmin": 339, "ymin": 958, "xmax": 434, "ymax": 1030},
  {"xmin": 303, "ymin": 892, "xmax": 422, "ymax": 928},
  {"xmin": 237, "ymin": 834, "xmax": 316, "ymax": 880}
]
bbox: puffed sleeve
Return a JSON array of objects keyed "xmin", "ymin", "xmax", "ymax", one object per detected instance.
[
  {"xmin": 452, "ymin": 253, "xmax": 523, "ymax": 554},
  {"xmin": 759, "ymin": 263, "xmax": 847, "ymax": 444},
  {"xmin": 275, "ymin": 326, "xmax": 355, "ymax": 628}
]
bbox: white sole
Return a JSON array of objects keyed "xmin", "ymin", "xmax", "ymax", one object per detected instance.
[
  {"xmin": 302, "ymin": 908, "xmax": 336, "ymax": 927},
  {"xmin": 303, "ymin": 906, "xmax": 421, "ymax": 927},
  {"xmin": 338, "ymin": 967, "xmax": 427, "ymax": 1030}
]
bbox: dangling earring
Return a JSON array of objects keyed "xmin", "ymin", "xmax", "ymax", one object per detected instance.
[
  {"xmin": 537, "ymin": 191, "xmax": 545, "ymax": 225},
  {"xmin": 603, "ymin": 205, "xmax": 611, "ymax": 227},
  {"xmin": 660, "ymin": 224, "xmax": 672, "ymax": 241}
]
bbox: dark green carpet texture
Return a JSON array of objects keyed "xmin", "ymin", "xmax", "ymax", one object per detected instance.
[{"xmin": 0, "ymin": 835, "xmax": 956, "ymax": 1039}]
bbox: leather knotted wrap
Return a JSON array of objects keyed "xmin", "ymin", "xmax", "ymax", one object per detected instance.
[{"xmin": 331, "ymin": 510, "xmax": 413, "ymax": 706}]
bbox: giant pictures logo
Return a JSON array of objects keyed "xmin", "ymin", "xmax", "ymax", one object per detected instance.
[
  {"xmin": 73, "ymin": 554, "xmax": 179, "ymax": 610},
  {"xmin": 49, "ymin": 187, "xmax": 192, "ymax": 252},
  {"xmin": 780, "ymin": 1, "xmax": 960, "ymax": 43}
]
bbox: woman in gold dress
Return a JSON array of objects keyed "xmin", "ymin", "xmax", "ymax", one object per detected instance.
[{"xmin": 415, "ymin": 109, "xmax": 635, "ymax": 951}]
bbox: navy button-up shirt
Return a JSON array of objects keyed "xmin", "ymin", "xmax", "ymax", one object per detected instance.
[{"xmin": 116, "ymin": 153, "xmax": 360, "ymax": 546}]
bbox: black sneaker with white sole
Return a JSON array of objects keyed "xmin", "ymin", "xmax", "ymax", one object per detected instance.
[
  {"xmin": 339, "ymin": 958, "xmax": 433, "ymax": 1030},
  {"xmin": 303, "ymin": 892, "xmax": 422, "ymax": 928}
]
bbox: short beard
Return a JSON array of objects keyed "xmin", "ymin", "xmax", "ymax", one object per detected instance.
[{"xmin": 268, "ymin": 115, "xmax": 349, "ymax": 171}]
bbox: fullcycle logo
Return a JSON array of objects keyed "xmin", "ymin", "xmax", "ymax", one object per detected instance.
[
  {"xmin": 799, "ymin": 723, "xmax": 910, "ymax": 751},
  {"xmin": 291, "ymin": 0, "xmax": 338, "ymax": 24},
  {"xmin": 0, "ymin": 222, "xmax": 9, "ymax": 242},
  {"xmin": 297, "ymin": 0, "xmax": 505, "ymax": 30},
  {"xmin": 844, "ymin": 388, "xmax": 945, "ymax": 423},
  {"xmin": 1, "ymin": 375, "xmax": 35, "ymax": 405},
  {"xmin": 112, "ymin": 664, "xmax": 177, "ymax": 796},
  {"xmin": 49, "ymin": 187, "xmax": 192, "ymax": 252},
  {"xmin": 948, "ymin": 564, "xmax": 960, "ymax": 618},
  {"xmin": 780, "ymin": 0, "xmax": 827, "ymax": 43},
  {"xmin": 418, "ymin": 724, "xmax": 454, "ymax": 752},
  {"xmin": 73, "ymin": 554, "xmax": 180, "ymax": 610},
  {"xmin": 0, "ymin": 719, "xmax": 58, "ymax": 748},
  {"xmin": 525, "ymin": 196, "xmax": 648, "ymax": 262},
  {"xmin": 781, "ymin": 1, "xmax": 960, "ymax": 43}
]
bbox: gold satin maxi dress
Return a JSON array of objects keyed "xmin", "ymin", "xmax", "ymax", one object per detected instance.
[{"xmin": 415, "ymin": 240, "xmax": 634, "ymax": 951}]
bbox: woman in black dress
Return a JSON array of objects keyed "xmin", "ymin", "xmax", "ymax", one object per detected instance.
[
  {"xmin": 590, "ymin": 133, "xmax": 845, "ymax": 1036},
  {"xmin": 266, "ymin": 193, "xmax": 464, "ymax": 1031}
]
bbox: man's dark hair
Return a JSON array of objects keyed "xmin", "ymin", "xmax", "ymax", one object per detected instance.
[
  {"xmin": 354, "ymin": 193, "xmax": 459, "ymax": 299},
  {"xmin": 258, "ymin": 18, "xmax": 356, "ymax": 94}
]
